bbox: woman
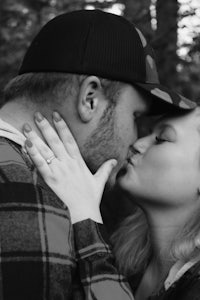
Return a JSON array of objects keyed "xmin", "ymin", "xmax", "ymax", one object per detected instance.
[{"xmin": 23, "ymin": 108, "xmax": 200, "ymax": 299}]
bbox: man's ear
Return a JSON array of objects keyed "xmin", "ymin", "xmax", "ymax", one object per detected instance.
[{"xmin": 77, "ymin": 76, "xmax": 102, "ymax": 123}]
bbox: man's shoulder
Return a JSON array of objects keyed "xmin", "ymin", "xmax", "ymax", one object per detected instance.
[
  {"xmin": 0, "ymin": 137, "xmax": 31, "ymax": 183},
  {"xmin": 0, "ymin": 137, "xmax": 70, "ymax": 211},
  {"xmin": 0, "ymin": 137, "xmax": 26, "ymax": 166}
]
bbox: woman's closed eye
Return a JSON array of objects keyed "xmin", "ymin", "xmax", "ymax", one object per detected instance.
[
  {"xmin": 154, "ymin": 125, "xmax": 177, "ymax": 144},
  {"xmin": 155, "ymin": 135, "xmax": 168, "ymax": 144}
]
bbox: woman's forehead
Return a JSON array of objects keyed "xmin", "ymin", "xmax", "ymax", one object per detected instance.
[
  {"xmin": 138, "ymin": 109, "xmax": 199, "ymax": 137},
  {"xmin": 153, "ymin": 109, "xmax": 198, "ymax": 129}
]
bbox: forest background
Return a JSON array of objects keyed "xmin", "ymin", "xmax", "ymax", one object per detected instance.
[{"xmin": 1, "ymin": 0, "xmax": 200, "ymax": 103}]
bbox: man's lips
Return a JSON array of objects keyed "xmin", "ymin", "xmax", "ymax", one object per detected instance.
[
  {"xmin": 127, "ymin": 155, "xmax": 140, "ymax": 166},
  {"xmin": 116, "ymin": 156, "xmax": 138, "ymax": 180},
  {"xmin": 127, "ymin": 157, "xmax": 135, "ymax": 166}
]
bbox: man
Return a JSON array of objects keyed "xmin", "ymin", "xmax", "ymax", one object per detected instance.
[{"xmin": 0, "ymin": 9, "xmax": 195, "ymax": 300}]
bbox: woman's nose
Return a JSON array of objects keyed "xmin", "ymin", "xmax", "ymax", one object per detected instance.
[{"xmin": 133, "ymin": 136, "xmax": 151, "ymax": 154}]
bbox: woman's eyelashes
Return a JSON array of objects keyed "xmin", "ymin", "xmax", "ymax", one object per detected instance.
[
  {"xmin": 155, "ymin": 135, "xmax": 167, "ymax": 144},
  {"xmin": 154, "ymin": 126, "xmax": 177, "ymax": 144}
]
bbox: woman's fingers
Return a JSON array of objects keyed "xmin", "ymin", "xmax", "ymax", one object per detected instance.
[
  {"xmin": 25, "ymin": 139, "xmax": 52, "ymax": 177},
  {"xmin": 94, "ymin": 159, "xmax": 117, "ymax": 187},
  {"xmin": 22, "ymin": 112, "xmax": 117, "ymax": 224},
  {"xmin": 34, "ymin": 112, "xmax": 68, "ymax": 159},
  {"xmin": 52, "ymin": 112, "xmax": 82, "ymax": 159},
  {"xmin": 23, "ymin": 123, "xmax": 55, "ymax": 162}
]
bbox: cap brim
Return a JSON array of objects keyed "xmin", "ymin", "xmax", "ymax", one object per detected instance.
[{"xmin": 135, "ymin": 82, "xmax": 196, "ymax": 115}]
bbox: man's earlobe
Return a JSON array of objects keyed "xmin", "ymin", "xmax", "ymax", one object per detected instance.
[{"xmin": 77, "ymin": 76, "xmax": 101, "ymax": 123}]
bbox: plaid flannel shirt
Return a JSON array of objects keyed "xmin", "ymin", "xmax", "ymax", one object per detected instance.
[{"xmin": 0, "ymin": 119, "xmax": 134, "ymax": 300}]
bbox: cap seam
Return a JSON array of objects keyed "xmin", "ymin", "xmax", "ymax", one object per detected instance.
[{"xmin": 80, "ymin": 18, "xmax": 92, "ymax": 70}]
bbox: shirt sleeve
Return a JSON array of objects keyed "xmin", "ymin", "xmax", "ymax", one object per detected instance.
[
  {"xmin": 0, "ymin": 167, "xmax": 75, "ymax": 300},
  {"xmin": 73, "ymin": 219, "xmax": 135, "ymax": 300}
]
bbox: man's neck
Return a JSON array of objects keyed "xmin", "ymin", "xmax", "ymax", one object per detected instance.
[{"xmin": 0, "ymin": 99, "xmax": 51, "ymax": 141}]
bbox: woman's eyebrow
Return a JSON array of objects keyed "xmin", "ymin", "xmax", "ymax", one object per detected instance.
[{"xmin": 153, "ymin": 122, "xmax": 175, "ymax": 133}]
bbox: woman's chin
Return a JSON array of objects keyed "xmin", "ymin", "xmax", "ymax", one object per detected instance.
[
  {"xmin": 116, "ymin": 164, "xmax": 142, "ymax": 196},
  {"xmin": 116, "ymin": 167, "xmax": 132, "ymax": 191},
  {"xmin": 116, "ymin": 165, "xmax": 128, "ymax": 179}
]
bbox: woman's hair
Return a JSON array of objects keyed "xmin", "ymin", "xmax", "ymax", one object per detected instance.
[
  {"xmin": 111, "ymin": 206, "xmax": 200, "ymax": 276},
  {"xmin": 111, "ymin": 208, "xmax": 152, "ymax": 276},
  {"xmin": 172, "ymin": 206, "xmax": 200, "ymax": 261}
]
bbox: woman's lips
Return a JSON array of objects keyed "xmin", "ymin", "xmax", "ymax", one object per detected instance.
[{"xmin": 127, "ymin": 155, "xmax": 140, "ymax": 166}]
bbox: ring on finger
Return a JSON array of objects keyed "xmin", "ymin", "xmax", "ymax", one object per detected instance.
[{"xmin": 46, "ymin": 155, "xmax": 56, "ymax": 165}]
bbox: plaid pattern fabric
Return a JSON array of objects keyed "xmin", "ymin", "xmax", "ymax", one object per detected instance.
[
  {"xmin": 0, "ymin": 137, "xmax": 77, "ymax": 300},
  {"xmin": 74, "ymin": 219, "xmax": 134, "ymax": 300},
  {"xmin": 0, "ymin": 137, "xmax": 134, "ymax": 300}
]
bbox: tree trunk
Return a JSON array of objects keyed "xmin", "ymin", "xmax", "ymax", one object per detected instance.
[
  {"xmin": 123, "ymin": 0, "xmax": 153, "ymax": 42},
  {"xmin": 153, "ymin": 0, "xmax": 179, "ymax": 88}
]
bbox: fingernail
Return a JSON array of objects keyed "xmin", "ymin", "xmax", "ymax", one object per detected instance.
[
  {"xmin": 35, "ymin": 112, "xmax": 44, "ymax": 122},
  {"xmin": 23, "ymin": 123, "xmax": 32, "ymax": 133},
  {"xmin": 25, "ymin": 139, "xmax": 33, "ymax": 148},
  {"xmin": 112, "ymin": 160, "xmax": 117, "ymax": 167},
  {"xmin": 53, "ymin": 111, "xmax": 62, "ymax": 122}
]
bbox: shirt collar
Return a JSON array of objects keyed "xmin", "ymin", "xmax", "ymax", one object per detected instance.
[
  {"xmin": 0, "ymin": 117, "xmax": 26, "ymax": 149},
  {"xmin": 164, "ymin": 258, "xmax": 199, "ymax": 290}
]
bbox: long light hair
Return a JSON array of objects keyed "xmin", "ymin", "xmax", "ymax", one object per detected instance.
[
  {"xmin": 111, "ymin": 207, "xmax": 151, "ymax": 276},
  {"xmin": 111, "ymin": 206, "xmax": 200, "ymax": 276}
]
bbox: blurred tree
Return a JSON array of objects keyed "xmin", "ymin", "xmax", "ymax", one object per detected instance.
[
  {"xmin": 122, "ymin": 0, "xmax": 153, "ymax": 42},
  {"xmin": 0, "ymin": 0, "xmax": 50, "ymax": 101},
  {"xmin": 85, "ymin": 0, "xmax": 117, "ymax": 10},
  {"xmin": 153, "ymin": 0, "xmax": 179, "ymax": 91},
  {"xmin": 178, "ymin": 35, "xmax": 200, "ymax": 102},
  {"xmin": 0, "ymin": 1, "xmax": 27, "ymax": 100},
  {"xmin": 0, "ymin": 0, "xmax": 87, "ymax": 101},
  {"xmin": 176, "ymin": 0, "xmax": 200, "ymax": 101}
]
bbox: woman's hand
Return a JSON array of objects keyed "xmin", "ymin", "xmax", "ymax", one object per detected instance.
[{"xmin": 23, "ymin": 112, "xmax": 117, "ymax": 224}]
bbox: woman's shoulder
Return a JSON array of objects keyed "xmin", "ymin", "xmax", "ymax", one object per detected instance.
[{"xmin": 160, "ymin": 259, "xmax": 200, "ymax": 300}]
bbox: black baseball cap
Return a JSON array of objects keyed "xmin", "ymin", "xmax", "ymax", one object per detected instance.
[{"xmin": 19, "ymin": 9, "xmax": 196, "ymax": 110}]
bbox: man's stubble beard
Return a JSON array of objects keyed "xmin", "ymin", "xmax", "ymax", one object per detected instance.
[{"xmin": 82, "ymin": 105, "xmax": 124, "ymax": 187}]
